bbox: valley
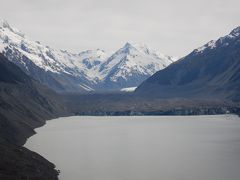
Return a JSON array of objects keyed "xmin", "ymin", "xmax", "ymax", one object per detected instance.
[{"xmin": 0, "ymin": 19, "xmax": 239, "ymax": 180}]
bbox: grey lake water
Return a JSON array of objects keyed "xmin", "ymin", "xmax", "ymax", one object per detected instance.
[{"xmin": 25, "ymin": 115, "xmax": 240, "ymax": 180}]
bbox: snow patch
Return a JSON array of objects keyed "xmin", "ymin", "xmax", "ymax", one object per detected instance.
[
  {"xmin": 79, "ymin": 84, "xmax": 95, "ymax": 91},
  {"xmin": 195, "ymin": 40, "xmax": 216, "ymax": 53},
  {"xmin": 121, "ymin": 87, "xmax": 137, "ymax": 92}
]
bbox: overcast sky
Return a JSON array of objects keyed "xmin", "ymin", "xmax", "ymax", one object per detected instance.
[{"xmin": 1, "ymin": 0, "xmax": 239, "ymax": 57}]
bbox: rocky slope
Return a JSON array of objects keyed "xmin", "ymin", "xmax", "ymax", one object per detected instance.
[
  {"xmin": 0, "ymin": 20, "xmax": 176, "ymax": 92},
  {"xmin": 0, "ymin": 53, "xmax": 67, "ymax": 179},
  {"xmin": 136, "ymin": 26, "xmax": 240, "ymax": 101}
]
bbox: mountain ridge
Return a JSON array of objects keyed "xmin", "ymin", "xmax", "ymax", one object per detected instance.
[
  {"xmin": 135, "ymin": 26, "xmax": 240, "ymax": 101},
  {"xmin": 0, "ymin": 20, "xmax": 177, "ymax": 92}
]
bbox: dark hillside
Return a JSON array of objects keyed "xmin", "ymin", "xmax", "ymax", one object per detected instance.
[
  {"xmin": 136, "ymin": 27, "xmax": 240, "ymax": 101},
  {"xmin": 0, "ymin": 53, "xmax": 67, "ymax": 179}
]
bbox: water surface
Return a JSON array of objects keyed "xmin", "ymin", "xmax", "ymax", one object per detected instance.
[{"xmin": 25, "ymin": 115, "xmax": 240, "ymax": 180}]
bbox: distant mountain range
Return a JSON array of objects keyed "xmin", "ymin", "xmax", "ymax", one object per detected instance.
[
  {"xmin": 0, "ymin": 20, "xmax": 177, "ymax": 92},
  {"xmin": 136, "ymin": 26, "xmax": 240, "ymax": 101}
]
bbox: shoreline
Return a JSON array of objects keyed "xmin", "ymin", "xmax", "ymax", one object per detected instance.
[
  {"xmin": 3, "ymin": 105, "xmax": 239, "ymax": 180},
  {"xmin": 25, "ymin": 114, "xmax": 240, "ymax": 180},
  {"xmin": 74, "ymin": 107, "xmax": 240, "ymax": 116}
]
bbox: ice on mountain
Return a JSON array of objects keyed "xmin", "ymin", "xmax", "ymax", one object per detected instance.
[{"xmin": 0, "ymin": 19, "xmax": 177, "ymax": 90}]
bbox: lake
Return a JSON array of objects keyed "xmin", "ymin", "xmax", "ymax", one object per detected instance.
[{"xmin": 25, "ymin": 115, "xmax": 240, "ymax": 180}]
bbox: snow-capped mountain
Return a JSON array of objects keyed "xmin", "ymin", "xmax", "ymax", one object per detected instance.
[
  {"xmin": 0, "ymin": 20, "xmax": 177, "ymax": 92},
  {"xmin": 0, "ymin": 20, "xmax": 108, "ymax": 92},
  {"xmin": 193, "ymin": 26, "xmax": 240, "ymax": 54},
  {"xmin": 99, "ymin": 42, "xmax": 176, "ymax": 89},
  {"xmin": 136, "ymin": 26, "xmax": 240, "ymax": 100}
]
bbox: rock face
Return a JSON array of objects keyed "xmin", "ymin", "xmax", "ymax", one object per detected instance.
[
  {"xmin": 0, "ymin": 53, "xmax": 67, "ymax": 179},
  {"xmin": 0, "ymin": 141, "xmax": 59, "ymax": 180},
  {"xmin": 0, "ymin": 20, "xmax": 176, "ymax": 92},
  {"xmin": 136, "ymin": 26, "xmax": 240, "ymax": 101}
]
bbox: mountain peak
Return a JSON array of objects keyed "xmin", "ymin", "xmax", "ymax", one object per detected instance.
[
  {"xmin": 0, "ymin": 19, "xmax": 11, "ymax": 29},
  {"xmin": 123, "ymin": 42, "xmax": 150, "ymax": 51},
  {"xmin": 123, "ymin": 42, "xmax": 135, "ymax": 49},
  {"xmin": 115, "ymin": 42, "xmax": 137, "ymax": 55},
  {"xmin": 0, "ymin": 19, "xmax": 25, "ymax": 38},
  {"xmin": 229, "ymin": 26, "xmax": 240, "ymax": 37},
  {"xmin": 121, "ymin": 42, "xmax": 153, "ymax": 55}
]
